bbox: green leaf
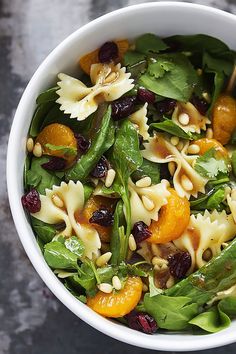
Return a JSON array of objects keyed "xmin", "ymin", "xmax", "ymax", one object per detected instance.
[
  {"xmin": 83, "ymin": 184, "xmax": 94, "ymax": 203},
  {"xmin": 64, "ymin": 236, "xmax": 85, "ymax": 258},
  {"xmin": 26, "ymin": 156, "xmax": 61, "ymax": 194},
  {"xmin": 151, "ymin": 119, "xmax": 192, "ymax": 140},
  {"xmin": 189, "ymin": 306, "xmax": 230, "ymax": 333},
  {"xmin": 139, "ymin": 53, "xmax": 198, "ymax": 101},
  {"xmin": 110, "ymin": 200, "xmax": 126, "ymax": 265},
  {"xmin": 36, "ymin": 87, "xmax": 59, "ymax": 105},
  {"xmin": 29, "ymin": 101, "xmax": 55, "ymax": 137},
  {"xmin": 135, "ymin": 33, "xmax": 168, "ymax": 54},
  {"xmin": 206, "ymin": 188, "xmax": 225, "ymax": 210},
  {"xmin": 149, "ymin": 274, "xmax": 163, "ymax": 297},
  {"xmin": 65, "ymin": 105, "xmax": 115, "ymax": 182},
  {"xmin": 194, "ymin": 148, "xmax": 229, "ymax": 179},
  {"xmin": 144, "ymin": 294, "xmax": 198, "ymax": 330},
  {"xmin": 123, "ymin": 51, "xmax": 146, "ymax": 66},
  {"xmin": 31, "ymin": 217, "xmax": 57, "ymax": 244},
  {"xmin": 44, "ymin": 241, "xmax": 79, "ymax": 270},
  {"xmin": 203, "ymin": 51, "xmax": 233, "ymax": 77},
  {"xmin": 45, "ymin": 143, "xmax": 77, "ymax": 156},
  {"xmin": 218, "ymin": 296, "xmax": 236, "ymax": 317},
  {"xmin": 231, "ymin": 151, "xmax": 236, "ymax": 177},
  {"xmin": 132, "ymin": 158, "xmax": 160, "ymax": 184}
]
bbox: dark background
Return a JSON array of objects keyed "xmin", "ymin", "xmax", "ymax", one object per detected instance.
[{"xmin": 1, "ymin": 0, "xmax": 236, "ymax": 353}]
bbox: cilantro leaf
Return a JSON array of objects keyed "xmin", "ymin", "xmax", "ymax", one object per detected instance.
[
  {"xmin": 194, "ymin": 148, "xmax": 229, "ymax": 179},
  {"xmin": 45, "ymin": 143, "xmax": 77, "ymax": 156},
  {"xmin": 135, "ymin": 33, "xmax": 168, "ymax": 54}
]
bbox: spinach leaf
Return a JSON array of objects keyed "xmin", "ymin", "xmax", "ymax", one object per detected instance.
[
  {"xmin": 64, "ymin": 236, "xmax": 85, "ymax": 258},
  {"xmin": 206, "ymin": 188, "xmax": 225, "ymax": 210},
  {"xmin": 110, "ymin": 200, "xmax": 126, "ymax": 265},
  {"xmin": 44, "ymin": 241, "xmax": 79, "ymax": 270},
  {"xmin": 194, "ymin": 148, "xmax": 229, "ymax": 179},
  {"xmin": 65, "ymin": 105, "xmax": 115, "ymax": 182},
  {"xmin": 189, "ymin": 305, "xmax": 230, "ymax": 333},
  {"xmin": 45, "ymin": 143, "xmax": 77, "ymax": 156},
  {"xmin": 36, "ymin": 87, "xmax": 59, "ymax": 105},
  {"xmin": 218, "ymin": 296, "xmax": 236, "ymax": 317},
  {"xmin": 151, "ymin": 119, "xmax": 192, "ymax": 139},
  {"xmin": 139, "ymin": 53, "xmax": 198, "ymax": 101},
  {"xmin": 190, "ymin": 186, "xmax": 226, "ymax": 211},
  {"xmin": 24, "ymin": 154, "xmax": 31, "ymax": 191},
  {"xmin": 231, "ymin": 151, "xmax": 236, "ymax": 177},
  {"xmin": 132, "ymin": 158, "xmax": 160, "ymax": 184},
  {"xmin": 123, "ymin": 51, "xmax": 146, "ymax": 66},
  {"xmin": 83, "ymin": 184, "xmax": 94, "ymax": 203},
  {"xmin": 135, "ymin": 33, "xmax": 168, "ymax": 54},
  {"xmin": 148, "ymin": 274, "xmax": 163, "ymax": 297},
  {"xmin": 72, "ymin": 263, "xmax": 97, "ymax": 295},
  {"xmin": 26, "ymin": 156, "xmax": 61, "ymax": 194},
  {"xmin": 31, "ymin": 217, "xmax": 57, "ymax": 243},
  {"xmin": 29, "ymin": 102, "xmax": 55, "ymax": 137},
  {"xmin": 144, "ymin": 294, "xmax": 198, "ymax": 330}
]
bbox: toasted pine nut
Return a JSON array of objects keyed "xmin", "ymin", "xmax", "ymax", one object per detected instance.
[
  {"xmin": 97, "ymin": 283, "xmax": 113, "ymax": 293},
  {"xmin": 33, "ymin": 142, "xmax": 43, "ymax": 157},
  {"xmin": 136, "ymin": 176, "xmax": 152, "ymax": 188},
  {"xmin": 142, "ymin": 283, "xmax": 149, "ymax": 292},
  {"xmin": 178, "ymin": 113, "xmax": 190, "ymax": 126},
  {"xmin": 129, "ymin": 234, "xmax": 137, "ymax": 251},
  {"xmin": 168, "ymin": 161, "xmax": 176, "ymax": 176},
  {"xmin": 197, "ymin": 68, "xmax": 203, "ymax": 76},
  {"xmin": 104, "ymin": 72, "xmax": 118, "ymax": 84},
  {"xmin": 105, "ymin": 169, "xmax": 116, "ymax": 188},
  {"xmin": 176, "ymin": 141, "xmax": 184, "ymax": 151},
  {"xmin": 26, "ymin": 137, "xmax": 34, "ymax": 152},
  {"xmin": 206, "ymin": 128, "xmax": 213, "ymax": 139},
  {"xmin": 166, "ymin": 276, "xmax": 175, "ymax": 289},
  {"xmin": 161, "ymin": 179, "xmax": 170, "ymax": 188},
  {"xmin": 202, "ymin": 91, "xmax": 210, "ymax": 103},
  {"xmin": 187, "ymin": 144, "xmax": 200, "ymax": 155},
  {"xmin": 96, "ymin": 252, "xmax": 112, "ymax": 267},
  {"xmin": 202, "ymin": 248, "xmax": 212, "ymax": 261},
  {"xmin": 170, "ymin": 136, "xmax": 179, "ymax": 146},
  {"xmin": 52, "ymin": 194, "xmax": 64, "ymax": 208},
  {"xmin": 154, "ymin": 264, "xmax": 160, "ymax": 271},
  {"xmin": 152, "ymin": 256, "xmax": 168, "ymax": 267},
  {"xmin": 142, "ymin": 196, "xmax": 155, "ymax": 211},
  {"xmin": 181, "ymin": 174, "xmax": 193, "ymax": 191},
  {"xmin": 112, "ymin": 276, "xmax": 122, "ymax": 291}
]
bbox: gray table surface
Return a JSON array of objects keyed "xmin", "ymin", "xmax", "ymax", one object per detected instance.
[{"xmin": 2, "ymin": 0, "xmax": 236, "ymax": 353}]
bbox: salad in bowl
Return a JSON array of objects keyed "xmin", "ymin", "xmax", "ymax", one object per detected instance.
[{"xmin": 21, "ymin": 32, "xmax": 236, "ymax": 335}]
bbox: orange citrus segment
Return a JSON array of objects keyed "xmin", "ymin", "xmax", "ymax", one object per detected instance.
[
  {"xmin": 148, "ymin": 188, "xmax": 190, "ymax": 244},
  {"xmin": 87, "ymin": 276, "xmax": 142, "ymax": 318},
  {"xmin": 193, "ymin": 138, "xmax": 228, "ymax": 158},
  {"xmin": 212, "ymin": 94, "xmax": 236, "ymax": 145},
  {"xmin": 79, "ymin": 39, "xmax": 129, "ymax": 75},
  {"xmin": 36, "ymin": 123, "xmax": 77, "ymax": 164}
]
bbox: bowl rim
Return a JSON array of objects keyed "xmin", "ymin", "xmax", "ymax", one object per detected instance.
[{"xmin": 7, "ymin": 2, "xmax": 236, "ymax": 351}]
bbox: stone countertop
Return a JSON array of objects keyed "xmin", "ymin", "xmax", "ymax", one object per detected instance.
[{"xmin": 1, "ymin": 0, "xmax": 236, "ymax": 353}]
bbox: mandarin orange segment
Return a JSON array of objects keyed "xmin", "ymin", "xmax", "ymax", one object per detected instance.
[
  {"xmin": 87, "ymin": 276, "xmax": 142, "ymax": 318},
  {"xmin": 79, "ymin": 39, "xmax": 130, "ymax": 75},
  {"xmin": 148, "ymin": 188, "xmax": 190, "ymax": 244},
  {"xmin": 36, "ymin": 123, "xmax": 77, "ymax": 164},
  {"xmin": 212, "ymin": 94, "xmax": 236, "ymax": 145},
  {"xmin": 193, "ymin": 138, "xmax": 228, "ymax": 158}
]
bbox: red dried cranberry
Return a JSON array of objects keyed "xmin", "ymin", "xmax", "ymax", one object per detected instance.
[
  {"xmin": 155, "ymin": 99, "xmax": 176, "ymax": 115},
  {"xmin": 41, "ymin": 156, "xmax": 66, "ymax": 171},
  {"xmin": 98, "ymin": 41, "xmax": 119, "ymax": 63},
  {"xmin": 126, "ymin": 311, "xmax": 158, "ymax": 334},
  {"xmin": 21, "ymin": 189, "xmax": 41, "ymax": 213},
  {"xmin": 90, "ymin": 156, "xmax": 109, "ymax": 178},
  {"xmin": 137, "ymin": 88, "xmax": 155, "ymax": 104},
  {"xmin": 132, "ymin": 221, "xmax": 151, "ymax": 243},
  {"xmin": 191, "ymin": 95, "xmax": 209, "ymax": 115},
  {"xmin": 111, "ymin": 96, "xmax": 136, "ymax": 121},
  {"xmin": 89, "ymin": 208, "xmax": 114, "ymax": 227},
  {"xmin": 168, "ymin": 251, "xmax": 191, "ymax": 279},
  {"xmin": 74, "ymin": 133, "xmax": 90, "ymax": 153}
]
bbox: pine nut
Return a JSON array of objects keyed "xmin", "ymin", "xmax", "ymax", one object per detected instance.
[
  {"xmin": 52, "ymin": 194, "xmax": 64, "ymax": 208},
  {"xmin": 187, "ymin": 144, "xmax": 200, "ymax": 155},
  {"xmin": 152, "ymin": 256, "xmax": 168, "ymax": 267},
  {"xmin": 166, "ymin": 276, "xmax": 175, "ymax": 289},
  {"xmin": 129, "ymin": 234, "xmax": 137, "ymax": 251},
  {"xmin": 222, "ymin": 242, "xmax": 229, "ymax": 249},
  {"xmin": 154, "ymin": 264, "xmax": 160, "ymax": 271},
  {"xmin": 105, "ymin": 169, "xmax": 116, "ymax": 188},
  {"xmin": 170, "ymin": 136, "xmax": 179, "ymax": 146},
  {"xmin": 136, "ymin": 176, "xmax": 152, "ymax": 188},
  {"xmin": 178, "ymin": 113, "xmax": 190, "ymax": 126},
  {"xmin": 96, "ymin": 252, "xmax": 112, "ymax": 267},
  {"xmin": 112, "ymin": 276, "xmax": 122, "ymax": 291},
  {"xmin": 202, "ymin": 248, "xmax": 212, "ymax": 261},
  {"xmin": 161, "ymin": 179, "xmax": 170, "ymax": 188},
  {"xmin": 142, "ymin": 283, "xmax": 149, "ymax": 292},
  {"xmin": 97, "ymin": 283, "xmax": 113, "ymax": 293},
  {"xmin": 181, "ymin": 174, "xmax": 193, "ymax": 191},
  {"xmin": 168, "ymin": 161, "xmax": 176, "ymax": 176},
  {"xmin": 176, "ymin": 141, "xmax": 184, "ymax": 151},
  {"xmin": 26, "ymin": 137, "xmax": 34, "ymax": 152},
  {"xmin": 197, "ymin": 68, "xmax": 203, "ymax": 76},
  {"xmin": 142, "ymin": 196, "xmax": 155, "ymax": 211},
  {"xmin": 104, "ymin": 72, "xmax": 118, "ymax": 84},
  {"xmin": 202, "ymin": 91, "xmax": 210, "ymax": 103},
  {"xmin": 33, "ymin": 142, "xmax": 43, "ymax": 157},
  {"xmin": 206, "ymin": 128, "xmax": 213, "ymax": 139}
]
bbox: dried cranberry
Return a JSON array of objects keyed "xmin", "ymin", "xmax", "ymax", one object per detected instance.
[
  {"xmin": 21, "ymin": 189, "xmax": 41, "ymax": 213},
  {"xmin": 89, "ymin": 208, "xmax": 114, "ymax": 227},
  {"xmin": 111, "ymin": 96, "xmax": 136, "ymax": 121},
  {"xmin": 137, "ymin": 88, "xmax": 155, "ymax": 104},
  {"xmin": 155, "ymin": 99, "xmax": 176, "ymax": 115},
  {"xmin": 74, "ymin": 133, "xmax": 90, "ymax": 153},
  {"xmin": 90, "ymin": 156, "xmax": 109, "ymax": 178},
  {"xmin": 98, "ymin": 41, "xmax": 119, "ymax": 63},
  {"xmin": 191, "ymin": 95, "xmax": 209, "ymax": 115},
  {"xmin": 168, "ymin": 251, "xmax": 191, "ymax": 279},
  {"xmin": 126, "ymin": 311, "xmax": 158, "ymax": 334},
  {"xmin": 132, "ymin": 221, "xmax": 151, "ymax": 243},
  {"xmin": 41, "ymin": 156, "xmax": 66, "ymax": 171}
]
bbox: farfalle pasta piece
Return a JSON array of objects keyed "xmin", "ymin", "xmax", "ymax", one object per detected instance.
[
  {"xmin": 56, "ymin": 63, "xmax": 134, "ymax": 121},
  {"xmin": 32, "ymin": 181, "xmax": 101, "ymax": 259},
  {"xmin": 227, "ymin": 189, "xmax": 236, "ymax": 223},
  {"xmin": 128, "ymin": 179, "xmax": 170, "ymax": 226},
  {"xmin": 129, "ymin": 103, "xmax": 150, "ymax": 140},
  {"xmin": 174, "ymin": 210, "xmax": 236, "ymax": 273},
  {"xmin": 142, "ymin": 133, "xmax": 208, "ymax": 199},
  {"xmin": 172, "ymin": 101, "xmax": 210, "ymax": 134}
]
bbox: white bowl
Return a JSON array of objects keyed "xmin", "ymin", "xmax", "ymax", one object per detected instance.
[{"xmin": 7, "ymin": 2, "xmax": 236, "ymax": 351}]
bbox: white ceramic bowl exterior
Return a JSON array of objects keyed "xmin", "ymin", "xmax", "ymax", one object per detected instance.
[{"xmin": 7, "ymin": 2, "xmax": 236, "ymax": 351}]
